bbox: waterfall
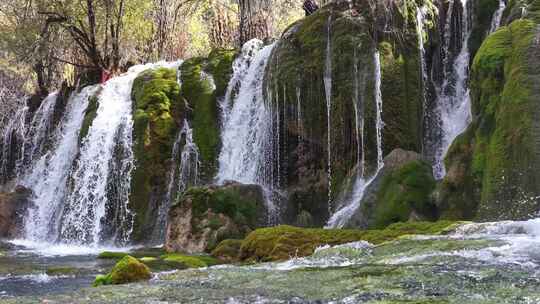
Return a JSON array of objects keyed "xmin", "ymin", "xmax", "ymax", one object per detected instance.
[
  {"xmin": 326, "ymin": 49, "xmax": 384, "ymax": 228},
  {"xmin": 0, "ymin": 106, "xmax": 28, "ymax": 185},
  {"xmin": 216, "ymin": 40, "xmax": 277, "ymax": 217},
  {"xmin": 21, "ymin": 86, "xmax": 98, "ymax": 241},
  {"xmin": 219, "ymin": 39, "xmax": 264, "ymax": 127},
  {"xmin": 417, "ymin": 6, "xmax": 429, "ymax": 155},
  {"xmin": 374, "ymin": 51, "xmax": 384, "ymax": 170},
  {"xmin": 431, "ymin": 0, "xmax": 472, "ymax": 179},
  {"xmin": 324, "ymin": 15, "xmax": 333, "ymax": 211},
  {"xmin": 153, "ymin": 119, "xmax": 200, "ymax": 242},
  {"xmin": 56, "ymin": 62, "xmax": 180, "ymax": 245},
  {"xmin": 0, "ymin": 93, "xmax": 59, "ymax": 187},
  {"xmin": 24, "ymin": 93, "xmax": 59, "ymax": 166},
  {"xmin": 489, "ymin": 0, "xmax": 506, "ymax": 34}
]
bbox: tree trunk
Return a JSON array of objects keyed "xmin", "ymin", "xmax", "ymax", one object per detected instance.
[{"xmin": 238, "ymin": 0, "xmax": 271, "ymax": 45}]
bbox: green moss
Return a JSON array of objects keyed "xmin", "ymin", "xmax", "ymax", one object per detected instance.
[
  {"xmin": 239, "ymin": 221, "xmax": 458, "ymax": 262},
  {"xmin": 160, "ymin": 253, "xmax": 220, "ymax": 268},
  {"xmin": 441, "ymin": 18, "xmax": 540, "ymax": 220},
  {"xmin": 97, "ymin": 251, "xmax": 129, "ymax": 260},
  {"xmin": 93, "ymin": 256, "xmax": 151, "ymax": 286},
  {"xmin": 211, "ymin": 239, "xmax": 243, "ymax": 262},
  {"xmin": 129, "ymin": 67, "xmax": 182, "ymax": 240},
  {"xmin": 469, "ymin": 0, "xmax": 500, "ymax": 57},
  {"xmin": 372, "ymin": 160, "xmax": 437, "ymax": 228},
  {"xmin": 180, "ymin": 59, "xmax": 220, "ymax": 182},
  {"xmin": 182, "ymin": 186, "xmax": 262, "ymax": 230}
]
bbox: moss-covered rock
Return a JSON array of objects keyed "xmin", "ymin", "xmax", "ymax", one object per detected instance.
[
  {"xmin": 439, "ymin": 18, "xmax": 540, "ymax": 220},
  {"xmin": 93, "ymin": 255, "xmax": 151, "ymax": 286},
  {"xmin": 180, "ymin": 50, "xmax": 236, "ymax": 183},
  {"xmin": 239, "ymin": 221, "xmax": 458, "ymax": 262},
  {"xmin": 129, "ymin": 67, "xmax": 183, "ymax": 240},
  {"xmin": 78, "ymin": 88, "xmax": 102, "ymax": 143},
  {"xmin": 211, "ymin": 239, "xmax": 243, "ymax": 262},
  {"xmin": 341, "ymin": 149, "xmax": 437, "ymax": 229},
  {"xmin": 160, "ymin": 253, "xmax": 220, "ymax": 268},
  {"xmin": 165, "ymin": 182, "xmax": 266, "ymax": 253},
  {"xmin": 265, "ymin": 0, "xmax": 430, "ymax": 226}
]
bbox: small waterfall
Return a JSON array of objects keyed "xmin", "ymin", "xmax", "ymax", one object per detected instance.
[
  {"xmin": 24, "ymin": 93, "xmax": 59, "ymax": 165},
  {"xmin": 56, "ymin": 63, "xmax": 180, "ymax": 245},
  {"xmin": 326, "ymin": 49, "xmax": 384, "ymax": 228},
  {"xmin": 431, "ymin": 0, "xmax": 472, "ymax": 179},
  {"xmin": 216, "ymin": 41, "xmax": 277, "ymax": 217},
  {"xmin": 417, "ymin": 6, "xmax": 429, "ymax": 155},
  {"xmin": 0, "ymin": 93, "xmax": 58, "ymax": 186},
  {"xmin": 21, "ymin": 86, "xmax": 98, "ymax": 241},
  {"xmin": 0, "ymin": 106, "xmax": 28, "ymax": 185},
  {"xmin": 489, "ymin": 0, "xmax": 506, "ymax": 34},
  {"xmin": 153, "ymin": 119, "xmax": 200, "ymax": 242},
  {"xmin": 324, "ymin": 15, "xmax": 333, "ymax": 211},
  {"xmin": 374, "ymin": 51, "xmax": 384, "ymax": 170},
  {"xmin": 219, "ymin": 39, "xmax": 264, "ymax": 126}
]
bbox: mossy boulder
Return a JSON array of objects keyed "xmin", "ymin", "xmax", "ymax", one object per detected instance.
[
  {"xmin": 342, "ymin": 149, "xmax": 438, "ymax": 229},
  {"xmin": 165, "ymin": 182, "xmax": 266, "ymax": 253},
  {"xmin": 129, "ymin": 67, "xmax": 183, "ymax": 241},
  {"xmin": 93, "ymin": 255, "xmax": 151, "ymax": 286},
  {"xmin": 265, "ymin": 0, "xmax": 429, "ymax": 225},
  {"xmin": 211, "ymin": 239, "xmax": 243, "ymax": 262},
  {"xmin": 439, "ymin": 18, "xmax": 540, "ymax": 220},
  {"xmin": 180, "ymin": 50, "xmax": 236, "ymax": 183},
  {"xmin": 239, "ymin": 221, "xmax": 458, "ymax": 262}
]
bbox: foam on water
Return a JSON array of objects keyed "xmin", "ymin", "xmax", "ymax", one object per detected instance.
[{"xmin": 7, "ymin": 239, "xmax": 135, "ymax": 257}]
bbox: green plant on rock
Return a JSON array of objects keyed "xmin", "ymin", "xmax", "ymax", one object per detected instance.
[
  {"xmin": 129, "ymin": 67, "xmax": 182, "ymax": 240},
  {"xmin": 239, "ymin": 221, "xmax": 458, "ymax": 262},
  {"xmin": 93, "ymin": 256, "xmax": 152, "ymax": 286}
]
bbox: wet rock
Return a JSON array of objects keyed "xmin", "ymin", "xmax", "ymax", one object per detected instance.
[
  {"xmin": 165, "ymin": 182, "xmax": 266, "ymax": 253},
  {"xmin": 342, "ymin": 149, "xmax": 437, "ymax": 229},
  {"xmin": 0, "ymin": 186, "xmax": 32, "ymax": 238},
  {"xmin": 93, "ymin": 255, "xmax": 151, "ymax": 286},
  {"xmin": 439, "ymin": 17, "xmax": 540, "ymax": 221},
  {"xmin": 211, "ymin": 239, "xmax": 243, "ymax": 262},
  {"xmin": 239, "ymin": 221, "xmax": 457, "ymax": 262}
]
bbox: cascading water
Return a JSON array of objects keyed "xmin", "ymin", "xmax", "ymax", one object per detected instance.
[
  {"xmin": 324, "ymin": 15, "xmax": 333, "ymax": 212},
  {"xmin": 216, "ymin": 41, "xmax": 276, "ymax": 211},
  {"xmin": 55, "ymin": 62, "xmax": 180, "ymax": 245},
  {"xmin": 489, "ymin": 0, "xmax": 506, "ymax": 34},
  {"xmin": 431, "ymin": 0, "xmax": 472, "ymax": 179},
  {"xmin": 153, "ymin": 119, "xmax": 200, "ymax": 242},
  {"xmin": 21, "ymin": 86, "xmax": 98, "ymax": 241},
  {"xmin": 326, "ymin": 49, "xmax": 384, "ymax": 228},
  {"xmin": 0, "ymin": 106, "xmax": 28, "ymax": 185},
  {"xmin": 24, "ymin": 93, "xmax": 59, "ymax": 165},
  {"xmin": 0, "ymin": 92, "xmax": 58, "ymax": 186},
  {"xmin": 417, "ymin": 6, "xmax": 429, "ymax": 154}
]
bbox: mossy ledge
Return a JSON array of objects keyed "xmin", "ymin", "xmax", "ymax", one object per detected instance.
[
  {"xmin": 239, "ymin": 221, "xmax": 460, "ymax": 262},
  {"xmin": 129, "ymin": 67, "xmax": 183, "ymax": 240}
]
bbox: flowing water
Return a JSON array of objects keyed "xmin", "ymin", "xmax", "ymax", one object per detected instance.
[
  {"xmin": 431, "ymin": 0, "xmax": 472, "ymax": 179},
  {"xmin": 326, "ymin": 50, "xmax": 384, "ymax": 228},
  {"xmin": 324, "ymin": 15, "xmax": 334, "ymax": 212},
  {"xmin": 216, "ymin": 41, "xmax": 278, "ymax": 218},
  {"xmin": 489, "ymin": 0, "xmax": 507, "ymax": 34},
  {"xmin": 0, "ymin": 92, "xmax": 59, "ymax": 187},
  {"xmin": 4, "ymin": 219, "xmax": 540, "ymax": 302},
  {"xmin": 21, "ymin": 86, "xmax": 98, "ymax": 242},
  {"xmin": 153, "ymin": 119, "xmax": 200, "ymax": 242}
]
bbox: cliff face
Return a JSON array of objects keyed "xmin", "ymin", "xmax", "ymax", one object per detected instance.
[
  {"xmin": 438, "ymin": 1, "xmax": 540, "ymax": 221},
  {"xmin": 264, "ymin": 0, "xmax": 430, "ymax": 226}
]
